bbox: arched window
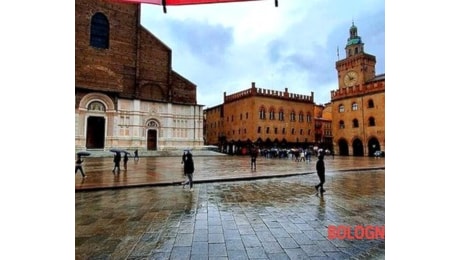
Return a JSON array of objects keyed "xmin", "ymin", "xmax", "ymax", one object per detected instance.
[
  {"xmin": 369, "ymin": 117, "xmax": 376, "ymax": 126},
  {"xmin": 352, "ymin": 102, "xmax": 358, "ymax": 111},
  {"xmin": 353, "ymin": 119, "xmax": 359, "ymax": 128},
  {"xmin": 259, "ymin": 107, "xmax": 266, "ymax": 119},
  {"xmin": 90, "ymin": 12, "xmax": 109, "ymax": 49},
  {"xmin": 368, "ymin": 99, "xmax": 375, "ymax": 108},
  {"xmin": 146, "ymin": 120, "xmax": 159, "ymax": 128},
  {"xmin": 278, "ymin": 109, "xmax": 284, "ymax": 121},
  {"xmin": 339, "ymin": 120, "xmax": 345, "ymax": 129},
  {"xmin": 269, "ymin": 108, "xmax": 275, "ymax": 120},
  {"xmin": 298, "ymin": 111, "xmax": 304, "ymax": 122},
  {"xmin": 290, "ymin": 111, "xmax": 296, "ymax": 121},
  {"xmin": 306, "ymin": 112, "xmax": 312, "ymax": 122},
  {"xmin": 339, "ymin": 104, "xmax": 345, "ymax": 113},
  {"xmin": 88, "ymin": 101, "xmax": 106, "ymax": 112}
]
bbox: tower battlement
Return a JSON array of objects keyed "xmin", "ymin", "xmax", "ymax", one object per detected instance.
[{"xmin": 331, "ymin": 79, "xmax": 384, "ymax": 101}]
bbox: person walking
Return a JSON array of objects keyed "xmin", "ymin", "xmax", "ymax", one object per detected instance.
[
  {"xmin": 123, "ymin": 152, "xmax": 129, "ymax": 171},
  {"xmin": 250, "ymin": 145, "xmax": 258, "ymax": 171},
  {"xmin": 183, "ymin": 151, "xmax": 195, "ymax": 191},
  {"xmin": 299, "ymin": 149, "xmax": 306, "ymax": 162},
  {"xmin": 306, "ymin": 149, "xmax": 311, "ymax": 163},
  {"xmin": 134, "ymin": 149, "xmax": 139, "ymax": 161},
  {"xmin": 181, "ymin": 150, "xmax": 188, "ymax": 186},
  {"xmin": 315, "ymin": 152, "xmax": 326, "ymax": 195},
  {"xmin": 75, "ymin": 155, "xmax": 86, "ymax": 178},
  {"xmin": 112, "ymin": 152, "xmax": 121, "ymax": 174}
]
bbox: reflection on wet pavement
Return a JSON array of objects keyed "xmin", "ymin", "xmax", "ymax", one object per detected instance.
[{"xmin": 76, "ymin": 169, "xmax": 384, "ymax": 259}]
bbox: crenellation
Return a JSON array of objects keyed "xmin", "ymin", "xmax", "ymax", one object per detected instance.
[{"xmin": 331, "ymin": 80, "xmax": 384, "ymax": 101}]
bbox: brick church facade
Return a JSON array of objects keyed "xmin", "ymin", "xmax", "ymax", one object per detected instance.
[{"xmin": 75, "ymin": 0, "xmax": 204, "ymax": 152}]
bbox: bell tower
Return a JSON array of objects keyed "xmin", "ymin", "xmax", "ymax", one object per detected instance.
[{"xmin": 336, "ymin": 22, "xmax": 377, "ymax": 89}]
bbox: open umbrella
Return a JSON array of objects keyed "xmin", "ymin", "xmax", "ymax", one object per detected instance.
[
  {"xmin": 110, "ymin": 148, "xmax": 131, "ymax": 154},
  {"xmin": 110, "ymin": 0, "xmax": 278, "ymax": 13},
  {"xmin": 77, "ymin": 151, "xmax": 91, "ymax": 156}
]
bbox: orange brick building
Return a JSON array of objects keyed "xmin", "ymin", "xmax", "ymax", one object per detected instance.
[
  {"xmin": 75, "ymin": 0, "xmax": 204, "ymax": 152},
  {"xmin": 204, "ymin": 82, "xmax": 316, "ymax": 154},
  {"xmin": 331, "ymin": 22, "xmax": 385, "ymax": 156},
  {"xmin": 313, "ymin": 104, "xmax": 333, "ymax": 150}
]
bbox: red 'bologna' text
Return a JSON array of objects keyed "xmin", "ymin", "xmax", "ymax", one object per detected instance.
[{"xmin": 328, "ymin": 225, "xmax": 385, "ymax": 240}]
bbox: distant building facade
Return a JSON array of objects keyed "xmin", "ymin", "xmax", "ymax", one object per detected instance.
[
  {"xmin": 204, "ymin": 82, "xmax": 316, "ymax": 154},
  {"xmin": 75, "ymin": 0, "xmax": 204, "ymax": 152},
  {"xmin": 313, "ymin": 104, "xmax": 333, "ymax": 151},
  {"xmin": 331, "ymin": 22, "xmax": 385, "ymax": 156}
]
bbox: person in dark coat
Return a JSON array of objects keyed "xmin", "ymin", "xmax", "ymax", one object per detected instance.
[
  {"xmin": 112, "ymin": 152, "xmax": 121, "ymax": 174},
  {"xmin": 250, "ymin": 146, "xmax": 258, "ymax": 171},
  {"xmin": 123, "ymin": 152, "xmax": 129, "ymax": 170},
  {"xmin": 134, "ymin": 149, "xmax": 139, "ymax": 161},
  {"xmin": 181, "ymin": 150, "xmax": 188, "ymax": 186},
  {"xmin": 75, "ymin": 155, "xmax": 86, "ymax": 178},
  {"xmin": 183, "ymin": 151, "xmax": 195, "ymax": 191},
  {"xmin": 315, "ymin": 153, "xmax": 326, "ymax": 194}
]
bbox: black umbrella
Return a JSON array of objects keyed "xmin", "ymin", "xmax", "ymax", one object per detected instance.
[{"xmin": 110, "ymin": 149, "xmax": 130, "ymax": 154}]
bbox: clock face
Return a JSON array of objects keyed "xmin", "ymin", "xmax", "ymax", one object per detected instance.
[{"xmin": 344, "ymin": 71, "xmax": 358, "ymax": 87}]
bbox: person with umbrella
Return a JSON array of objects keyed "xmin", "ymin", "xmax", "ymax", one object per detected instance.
[
  {"xmin": 112, "ymin": 152, "xmax": 122, "ymax": 174},
  {"xmin": 182, "ymin": 150, "xmax": 195, "ymax": 191}
]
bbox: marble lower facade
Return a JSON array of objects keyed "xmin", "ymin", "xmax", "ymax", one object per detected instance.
[{"xmin": 75, "ymin": 92, "xmax": 204, "ymax": 151}]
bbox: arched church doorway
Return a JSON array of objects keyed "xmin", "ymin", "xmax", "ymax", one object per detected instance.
[
  {"xmin": 86, "ymin": 116, "xmax": 105, "ymax": 149},
  {"xmin": 147, "ymin": 129, "xmax": 157, "ymax": 150}
]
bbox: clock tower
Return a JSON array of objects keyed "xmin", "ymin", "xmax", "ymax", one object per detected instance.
[{"xmin": 336, "ymin": 22, "xmax": 377, "ymax": 89}]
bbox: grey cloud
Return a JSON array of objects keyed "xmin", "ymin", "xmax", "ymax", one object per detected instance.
[{"xmin": 167, "ymin": 19, "xmax": 234, "ymax": 65}]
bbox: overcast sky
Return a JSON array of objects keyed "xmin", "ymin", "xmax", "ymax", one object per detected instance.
[{"xmin": 140, "ymin": 0, "xmax": 385, "ymax": 108}]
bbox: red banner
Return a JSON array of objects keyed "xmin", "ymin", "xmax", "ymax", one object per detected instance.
[{"xmin": 111, "ymin": 0, "xmax": 268, "ymax": 6}]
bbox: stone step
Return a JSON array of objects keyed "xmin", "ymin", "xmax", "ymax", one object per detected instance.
[{"xmin": 75, "ymin": 149, "xmax": 226, "ymax": 157}]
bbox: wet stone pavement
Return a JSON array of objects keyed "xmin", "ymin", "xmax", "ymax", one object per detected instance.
[{"xmin": 76, "ymin": 156, "xmax": 385, "ymax": 259}]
